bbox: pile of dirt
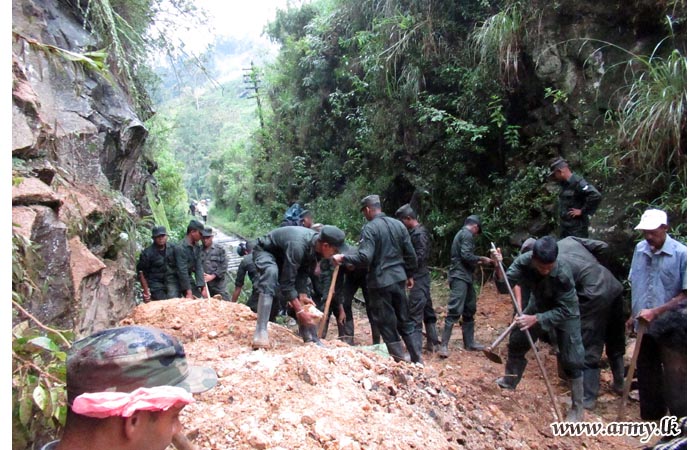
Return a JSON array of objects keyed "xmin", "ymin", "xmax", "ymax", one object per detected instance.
[{"xmin": 122, "ymin": 283, "xmax": 642, "ymax": 450}]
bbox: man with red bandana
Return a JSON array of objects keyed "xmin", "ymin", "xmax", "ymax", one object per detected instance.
[{"xmin": 40, "ymin": 325, "xmax": 217, "ymax": 450}]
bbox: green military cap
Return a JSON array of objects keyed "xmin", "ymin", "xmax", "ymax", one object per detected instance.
[
  {"xmin": 188, "ymin": 220, "xmax": 204, "ymax": 232},
  {"xmin": 465, "ymin": 214, "xmax": 483, "ymax": 232},
  {"xmin": 360, "ymin": 194, "xmax": 381, "ymax": 209},
  {"xmin": 202, "ymin": 226, "xmax": 214, "ymax": 237},
  {"xmin": 319, "ymin": 225, "xmax": 345, "ymax": 248},
  {"xmin": 152, "ymin": 226, "xmax": 167, "ymax": 237},
  {"xmin": 549, "ymin": 157, "xmax": 568, "ymax": 175},
  {"xmin": 395, "ymin": 203, "xmax": 416, "ymax": 219},
  {"xmin": 66, "ymin": 325, "xmax": 217, "ymax": 403}
]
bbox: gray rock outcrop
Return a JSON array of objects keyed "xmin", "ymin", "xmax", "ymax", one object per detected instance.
[{"xmin": 12, "ymin": 0, "xmax": 155, "ymax": 336}]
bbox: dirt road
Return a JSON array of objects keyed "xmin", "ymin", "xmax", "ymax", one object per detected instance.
[{"xmin": 123, "ymin": 264, "xmax": 649, "ymax": 450}]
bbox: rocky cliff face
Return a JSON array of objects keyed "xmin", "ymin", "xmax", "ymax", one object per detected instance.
[
  {"xmin": 500, "ymin": 0, "xmax": 684, "ymax": 273},
  {"xmin": 12, "ymin": 0, "xmax": 155, "ymax": 336}
]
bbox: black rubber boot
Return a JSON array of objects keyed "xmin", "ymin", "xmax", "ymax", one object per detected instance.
[
  {"xmin": 496, "ymin": 357, "xmax": 527, "ymax": 390},
  {"xmin": 438, "ymin": 322, "xmax": 454, "ymax": 358},
  {"xmin": 386, "ymin": 341, "xmax": 410, "ymax": 363},
  {"xmin": 370, "ymin": 320, "xmax": 381, "ymax": 345},
  {"xmin": 252, "ymin": 294, "xmax": 273, "ymax": 349},
  {"xmin": 583, "ymin": 368, "xmax": 600, "ymax": 410},
  {"xmin": 610, "ymin": 355, "xmax": 625, "ymax": 395},
  {"xmin": 566, "ymin": 377, "xmax": 585, "ymax": 422},
  {"xmin": 340, "ymin": 318, "xmax": 355, "ymax": 345},
  {"xmin": 462, "ymin": 321, "xmax": 485, "ymax": 351},
  {"xmin": 556, "ymin": 354, "xmax": 568, "ymax": 381},
  {"xmin": 425, "ymin": 322, "xmax": 440, "ymax": 353},
  {"xmin": 404, "ymin": 331, "xmax": 424, "ymax": 364},
  {"xmin": 300, "ymin": 323, "xmax": 324, "ymax": 347}
]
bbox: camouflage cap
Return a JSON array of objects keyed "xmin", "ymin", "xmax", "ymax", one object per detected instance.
[
  {"xmin": 152, "ymin": 226, "xmax": 167, "ymax": 237},
  {"xmin": 395, "ymin": 204, "xmax": 416, "ymax": 220},
  {"xmin": 360, "ymin": 194, "xmax": 381, "ymax": 209},
  {"xmin": 201, "ymin": 226, "xmax": 214, "ymax": 237},
  {"xmin": 66, "ymin": 325, "xmax": 217, "ymax": 403}
]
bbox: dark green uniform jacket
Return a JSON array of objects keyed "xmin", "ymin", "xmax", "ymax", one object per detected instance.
[
  {"xmin": 448, "ymin": 226, "xmax": 480, "ymax": 283},
  {"xmin": 177, "ymin": 237, "xmax": 205, "ymax": 291},
  {"xmin": 410, "ymin": 224, "xmax": 431, "ymax": 277},
  {"xmin": 496, "ymin": 253, "xmax": 580, "ymax": 331},
  {"xmin": 558, "ymin": 173, "xmax": 602, "ymax": 236},
  {"xmin": 557, "ymin": 237, "xmax": 623, "ymax": 313},
  {"xmin": 136, "ymin": 243, "xmax": 185, "ymax": 291},
  {"xmin": 202, "ymin": 243, "xmax": 229, "ymax": 295},
  {"xmin": 235, "ymin": 253, "xmax": 258, "ymax": 288},
  {"xmin": 254, "ymin": 226, "xmax": 320, "ymax": 301},
  {"xmin": 343, "ymin": 212, "xmax": 417, "ymax": 289}
]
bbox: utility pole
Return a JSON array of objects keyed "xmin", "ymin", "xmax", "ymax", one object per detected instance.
[{"xmin": 243, "ymin": 61, "xmax": 264, "ymax": 129}]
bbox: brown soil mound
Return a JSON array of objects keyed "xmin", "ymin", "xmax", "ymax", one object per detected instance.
[{"xmin": 122, "ymin": 282, "xmax": 642, "ymax": 450}]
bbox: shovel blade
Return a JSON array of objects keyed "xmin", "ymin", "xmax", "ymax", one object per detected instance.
[{"xmin": 483, "ymin": 348, "xmax": 503, "ymax": 364}]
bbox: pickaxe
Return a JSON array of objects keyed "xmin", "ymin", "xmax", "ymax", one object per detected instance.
[
  {"xmin": 490, "ymin": 242, "xmax": 563, "ymax": 423},
  {"xmin": 482, "ymin": 319, "xmax": 518, "ymax": 364},
  {"xmin": 320, "ymin": 265, "xmax": 340, "ymax": 338},
  {"xmin": 617, "ymin": 316, "xmax": 650, "ymax": 420}
]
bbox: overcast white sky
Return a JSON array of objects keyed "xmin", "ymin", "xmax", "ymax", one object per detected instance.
[{"xmin": 175, "ymin": 0, "xmax": 306, "ymax": 53}]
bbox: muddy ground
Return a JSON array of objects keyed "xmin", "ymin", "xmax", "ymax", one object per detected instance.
[{"xmin": 123, "ymin": 272, "xmax": 647, "ymax": 450}]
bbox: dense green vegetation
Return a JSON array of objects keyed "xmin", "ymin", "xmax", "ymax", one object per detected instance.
[
  {"xmin": 192, "ymin": 0, "xmax": 686, "ymax": 259},
  {"xmin": 12, "ymin": 0, "xmax": 686, "ymax": 447}
]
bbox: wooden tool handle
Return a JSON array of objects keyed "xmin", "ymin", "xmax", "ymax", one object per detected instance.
[
  {"xmin": 172, "ymin": 431, "xmax": 198, "ymax": 450},
  {"xmin": 320, "ymin": 265, "xmax": 341, "ymax": 334}
]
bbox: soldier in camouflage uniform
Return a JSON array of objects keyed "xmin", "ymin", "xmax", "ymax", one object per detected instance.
[
  {"xmin": 550, "ymin": 157, "xmax": 602, "ymax": 238},
  {"xmin": 491, "ymin": 236, "xmax": 586, "ymax": 422},
  {"xmin": 332, "ymin": 195, "xmax": 421, "ymax": 364},
  {"xmin": 40, "ymin": 325, "xmax": 217, "ymax": 450},
  {"xmin": 137, "ymin": 226, "xmax": 187, "ymax": 302},
  {"xmin": 231, "ymin": 241, "xmax": 261, "ymax": 311},
  {"xmin": 201, "ymin": 227, "xmax": 230, "ymax": 300},
  {"xmin": 176, "ymin": 220, "xmax": 207, "ymax": 298},
  {"xmin": 439, "ymin": 215, "xmax": 495, "ymax": 358},
  {"xmin": 251, "ymin": 225, "xmax": 347, "ymax": 349},
  {"xmin": 395, "ymin": 204, "xmax": 440, "ymax": 353}
]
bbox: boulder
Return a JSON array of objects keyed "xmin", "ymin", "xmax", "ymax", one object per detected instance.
[{"xmin": 12, "ymin": 177, "xmax": 62, "ymax": 209}]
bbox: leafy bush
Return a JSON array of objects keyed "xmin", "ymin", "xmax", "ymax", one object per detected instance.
[
  {"xmin": 474, "ymin": 162, "xmax": 557, "ymax": 248},
  {"xmin": 471, "ymin": 1, "xmax": 525, "ymax": 87},
  {"xmin": 615, "ymin": 48, "xmax": 686, "ymax": 179},
  {"xmin": 12, "ymin": 235, "xmax": 73, "ymax": 449}
]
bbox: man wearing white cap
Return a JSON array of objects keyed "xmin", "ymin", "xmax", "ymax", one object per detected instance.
[{"xmin": 627, "ymin": 208, "xmax": 686, "ymax": 420}]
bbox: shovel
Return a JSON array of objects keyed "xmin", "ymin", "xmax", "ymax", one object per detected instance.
[
  {"xmin": 483, "ymin": 320, "xmax": 518, "ymax": 364},
  {"xmin": 320, "ymin": 265, "xmax": 340, "ymax": 338},
  {"xmin": 617, "ymin": 316, "xmax": 650, "ymax": 420},
  {"xmin": 490, "ymin": 242, "xmax": 563, "ymax": 423}
]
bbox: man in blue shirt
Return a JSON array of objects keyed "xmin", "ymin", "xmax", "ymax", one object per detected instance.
[{"xmin": 627, "ymin": 209, "xmax": 686, "ymax": 420}]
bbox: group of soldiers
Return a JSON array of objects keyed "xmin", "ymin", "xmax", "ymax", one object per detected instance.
[
  {"xmin": 137, "ymin": 220, "xmax": 230, "ymax": 302},
  {"xmin": 136, "ymin": 157, "xmax": 686, "ymax": 435}
]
